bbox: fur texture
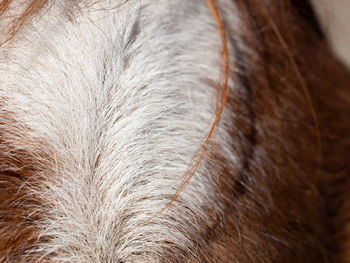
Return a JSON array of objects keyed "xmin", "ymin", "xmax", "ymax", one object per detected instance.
[
  {"xmin": 0, "ymin": 1, "xmax": 236, "ymax": 261},
  {"xmin": 0, "ymin": 0, "xmax": 349, "ymax": 262}
]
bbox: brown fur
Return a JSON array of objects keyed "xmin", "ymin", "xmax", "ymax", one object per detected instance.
[
  {"xmin": 190, "ymin": 1, "xmax": 350, "ymax": 262},
  {"xmin": 0, "ymin": 110, "xmax": 53, "ymax": 262},
  {"xmin": 0, "ymin": 0, "xmax": 349, "ymax": 262}
]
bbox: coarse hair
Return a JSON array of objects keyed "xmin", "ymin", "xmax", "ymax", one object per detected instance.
[{"xmin": 0, "ymin": 0, "xmax": 349, "ymax": 262}]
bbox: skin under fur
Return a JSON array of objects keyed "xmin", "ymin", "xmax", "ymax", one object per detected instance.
[{"xmin": 0, "ymin": 0, "xmax": 349, "ymax": 262}]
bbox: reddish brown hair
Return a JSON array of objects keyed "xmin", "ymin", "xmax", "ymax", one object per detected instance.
[{"xmin": 0, "ymin": 0, "xmax": 349, "ymax": 262}]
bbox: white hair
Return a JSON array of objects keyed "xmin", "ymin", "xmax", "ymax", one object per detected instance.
[
  {"xmin": 0, "ymin": 0, "xmax": 239, "ymax": 262},
  {"xmin": 1, "ymin": 0, "xmax": 350, "ymax": 262}
]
